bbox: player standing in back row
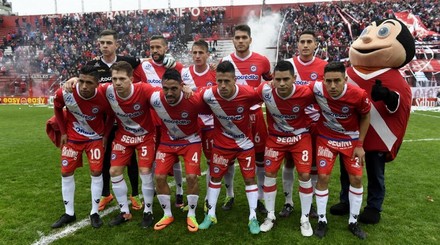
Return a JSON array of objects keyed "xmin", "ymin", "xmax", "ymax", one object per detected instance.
[{"xmin": 220, "ymin": 24, "xmax": 272, "ymax": 213}]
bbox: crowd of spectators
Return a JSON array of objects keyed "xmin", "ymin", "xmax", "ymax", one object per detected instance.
[{"xmin": 0, "ymin": 0, "xmax": 439, "ymax": 97}]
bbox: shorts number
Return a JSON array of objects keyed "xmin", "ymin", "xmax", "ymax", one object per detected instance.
[
  {"xmin": 141, "ymin": 146, "xmax": 148, "ymax": 157},
  {"xmin": 90, "ymin": 148, "xmax": 101, "ymax": 160},
  {"xmin": 302, "ymin": 150, "xmax": 309, "ymax": 162},
  {"xmin": 254, "ymin": 133, "xmax": 260, "ymax": 143},
  {"xmin": 192, "ymin": 152, "xmax": 199, "ymax": 163},
  {"xmin": 246, "ymin": 156, "xmax": 252, "ymax": 168}
]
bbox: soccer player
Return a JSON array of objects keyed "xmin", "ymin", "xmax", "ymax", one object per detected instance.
[
  {"xmin": 181, "ymin": 39, "xmax": 216, "ymax": 208},
  {"xmin": 312, "ymin": 62, "xmax": 370, "ymax": 239},
  {"xmin": 257, "ymin": 61, "xmax": 314, "ymax": 236},
  {"xmin": 105, "ymin": 61, "xmax": 157, "ymax": 227},
  {"xmin": 280, "ymin": 30, "xmax": 328, "ymax": 218},
  {"xmin": 150, "ymin": 69, "xmax": 205, "ymax": 232},
  {"xmin": 51, "ymin": 65, "xmax": 113, "ymax": 229},
  {"xmin": 86, "ymin": 29, "xmax": 143, "ymax": 211},
  {"xmin": 220, "ymin": 24, "xmax": 272, "ymax": 213},
  {"xmin": 198, "ymin": 61, "xmax": 261, "ymax": 234},
  {"xmin": 134, "ymin": 35, "xmax": 186, "ymax": 208}
]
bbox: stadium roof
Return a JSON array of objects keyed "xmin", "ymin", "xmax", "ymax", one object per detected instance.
[{"xmin": 8, "ymin": 0, "xmax": 333, "ymax": 15}]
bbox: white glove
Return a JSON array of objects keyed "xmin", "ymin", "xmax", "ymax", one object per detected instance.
[{"xmin": 163, "ymin": 54, "xmax": 176, "ymax": 69}]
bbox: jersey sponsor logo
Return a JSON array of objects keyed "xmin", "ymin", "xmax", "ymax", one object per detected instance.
[
  {"xmin": 213, "ymin": 153, "xmax": 229, "ymax": 166},
  {"xmin": 107, "ymin": 92, "xmax": 115, "ymax": 101},
  {"xmin": 310, "ymin": 72, "xmax": 318, "ymax": 81},
  {"xmin": 272, "ymin": 113, "xmax": 297, "ymax": 120},
  {"xmin": 236, "ymin": 74, "xmax": 259, "ymax": 80},
  {"xmin": 112, "ymin": 143, "xmax": 126, "ymax": 153},
  {"xmin": 322, "ymin": 110, "xmax": 349, "ymax": 119},
  {"xmin": 182, "ymin": 72, "xmax": 191, "ymax": 80},
  {"xmin": 144, "ymin": 63, "xmax": 153, "ymax": 69},
  {"xmin": 62, "ymin": 146, "xmax": 79, "ymax": 159},
  {"xmin": 71, "ymin": 110, "xmax": 97, "ymax": 121},
  {"xmin": 121, "ymin": 135, "xmax": 145, "ymax": 144},
  {"xmin": 133, "ymin": 103, "xmax": 141, "ymax": 111},
  {"xmin": 236, "ymin": 106, "xmax": 244, "ymax": 113},
  {"xmin": 115, "ymin": 110, "xmax": 144, "ymax": 119},
  {"xmin": 156, "ymin": 151, "xmax": 166, "ymax": 162},
  {"xmin": 263, "ymin": 92, "xmax": 272, "ymax": 101},
  {"xmin": 250, "ymin": 65, "xmax": 257, "ymax": 72},
  {"xmin": 148, "ymin": 79, "xmax": 162, "ymax": 84},
  {"xmin": 327, "ymin": 140, "xmax": 352, "ymax": 148},
  {"xmin": 100, "ymin": 76, "xmax": 112, "ymax": 82},
  {"xmin": 276, "ymin": 135, "xmax": 301, "ymax": 144},
  {"xmin": 92, "ymin": 107, "xmax": 100, "ymax": 114},
  {"xmin": 224, "ymin": 131, "xmax": 245, "ymax": 139},
  {"xmin": 295, "ymin": 80, "xmax": 310, "ymax": 85},
  {"xmin": 351, "ymin": 158, "xmax": 361, "ymax": 169},
  {"xmin": 217, "ymin": 114, "xmax": 243, "ymax": 121},
  {"xmin": 73, "ymin": 122, "xmax": 98, "ymax": 136},
  {"xmin": 123, "ymin": 125, "xmax": 147, "ymax": 134},
  {"xmin": 317, "ymin": 146, "xmax": 334, "ymax": 159},
  {"xmin": 163, "ymin": 118, "xmax": 191, "ymax": 125},
  {"xmin": 153, "ymin": 99, "xmax": 161, "ymax": 107},
  {"xmin": 341, "ymin": 106, "xmax": 350, "ymax": 113},
  {"xmin": 264, "ymin": 147, "xmax": 279, "ymax": 158}
]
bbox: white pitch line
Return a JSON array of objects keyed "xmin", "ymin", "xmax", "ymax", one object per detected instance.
[
  {"xmin": 412, "ymin": 112, "xmax": 440, "ymax": 119},
  {"xmin": 32, "ymin": 170, "xmax": 208, "ymax": 245},
  {"xmin": 403, "ymin": 138, "xmax": 440, "ymax": 142}
]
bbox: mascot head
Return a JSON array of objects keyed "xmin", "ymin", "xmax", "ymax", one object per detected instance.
[{"xmin": 349, "ymin": 18, "xmax": 415, "ymax": 69}]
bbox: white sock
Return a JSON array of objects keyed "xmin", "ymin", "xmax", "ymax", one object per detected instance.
[
  {"xmin": 207, "ymin": 181, "xmax": 221, "ymax": 217},
  {"xmin": 348, "ymin": 185, "xmax": 363, "ymax": 224},
  {"xmin": 111, "ymin": 175, "xmax": 129, "ymax": 214},
  {"xmin": 173, "ymin": 162, "xmax": 183, "ymax": 195},
  {"xmin": 256, "ymin": 165, "xmax": 265, "ymax": 200},
  {"xmin": 263, "ymin": 177, "xmax": 277, "ymax": 220},
  {"xmin": 224, "ymin": 164, "xmax": 235, "ymax": 198},
  {"xmin": 315, "ymin": 189, "xmax": 328, "ymax": 223},
  {"xmin": 157, "ymin": 194, "xmax": 172, "ymax": 217},
  {"xmin": 90, "ymin": 175, "xmax": 103, "ymax": 215},
  {"xmin": 299, "ymin": 179, "xmax": 313, "ymax": 220},
  {"xmin": 245, "ymin": 184, "xmax": 258, "ymax": 220},
  {"xmin": 187, "ymin": 194, "xmax": 199, "ymax": 217},
  {"xmin": 140, "ymin": 173, "xmax": 154, "ymax": 213},
  {"xmin": 62, "ymin": 175, "xmax": 75, "ymax": 216},
  {"xmin": 282, "ymin": 166, "xmax": 295, "ymax": 205}
]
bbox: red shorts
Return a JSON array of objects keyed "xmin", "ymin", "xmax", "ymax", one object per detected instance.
[
  {"xmin": 210, "ymin": 147, "xmax": 255, "ymax": 179},
  {"xmin": 200, "ymin": 127, "xmax": 214, "ymax": 164},
  {"xmin": 60, "ymin": 140, "xmax": 104, "ymax": 174},
  {"xmin": 111, "ymin": 134, "xmax": 155, "ymax": 169},
  {"xmin": 315, "ymin": 136, "xmax": 363, "ymax": 176},
  {"xmin": 250, "ymin": 109, "xmax": 268, "ymax": 154},
  {"xmin": 264, "ymin": 133, "xmax": 312, "ymax": 174},
  {"xmin": 155, "ymin": 143, "xmax": 202, "ymax": 176}
]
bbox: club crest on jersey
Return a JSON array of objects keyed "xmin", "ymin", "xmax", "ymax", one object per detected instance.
[
  {"xmin": 181, "ymin": 111, "xmax": 189, "ymax": 118},
  {"xmin": 310, "ymin": 72, "xmax": 318, "ymax": 81},
  {"xmin": 265, "ymin": 159, "xmax": 271, "ymax": 166},
  {"xmin": 92, "ymin": 107, "xmax": 99, "ymax": 114},
  {"xmin": 61, "ymin": 160, "xmax": 68, "ymax": 167},
  {"xmin": 111, "ymin": 153, "xmax": 117, "ymax": 160},
  {"xmin": 213, "ymin": 166, "xmax": 220, "ymax": 173},
  {"xmin": 206, "ymin": 81, "xmax": 214, "ymax": 86},
  {"xmin": 341, "ymin": 106, "xmax": 350, "ymax": 113},
  {"xmin": 250, "ymin": 65, "xmax": 257, "ymax": 72},
  {"xmin": 133, "ymin": 103, "xmax": 141, "ymax": 110},
  {"xmin": 319, "ymin": 159, "xmax": 327, "ymax": 167},
  {"xmin": 236, "ymin": 106, "xmax": 244, "ymax": 113},
  {"xmin": 292, "ymin": 105, "xmax": 300, "ymax": 113}
]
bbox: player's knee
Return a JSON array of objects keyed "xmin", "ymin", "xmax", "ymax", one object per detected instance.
[
  {"xmin": 61, "ymin": 171, "xmax": 74, "ymax": 177},
  {"xmin": 138, "ymin": 167, "xmax": 151, "ymax": 175},
  {"xmin": 90, "ymin": 170, "xmax": 102, "ymax": 177},
  {"xmin": 243, "ymin": 177, "xmax": 256, "ymax": 185},
  {"xmin": 297, "ymin": 172, "xmax": 310, "ymax": 182},
  {"xmin": 349, "ymin": 174, "xmax": 363, "ymax": 188}
]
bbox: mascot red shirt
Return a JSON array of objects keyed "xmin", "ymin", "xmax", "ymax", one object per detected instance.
[{"xmin": 347, "ymin": 18, "xmax": 414, "ymax": 161}]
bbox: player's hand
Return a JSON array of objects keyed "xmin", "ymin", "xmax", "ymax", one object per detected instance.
[
  {"xmin": 163, "ymin": 54, "xmax": 176, "ymax": 69},
  {"xmin": 62, "ymin": 77, "xmax": 79, "ymax": 93},
  {"xmin": 182, "ymin": 85, "xmax": 193, "ymax": 99},
  {"xmin": 92, "ymin": 56, "xmax": 101, "ymax": 61},
  {"xmin": 60, "ymin": 134, "xmax": 67, "ymax": 147},
  {"xmin": 371, "ymin": 79, "xmax": 390, "ymax": 102},
  {"xmin": 351, "ymin": 144, "xmax": 365, "ymax": 166},
  {"xmin": 209, "ymin": 63, "xmax": 217, "ymax": 71}
]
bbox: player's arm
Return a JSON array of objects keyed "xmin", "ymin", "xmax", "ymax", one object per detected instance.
[
  {"xmin": 352, "ymin": 111, "xmax": 370, "ymax": 165},
  {"xmin": 133, "ymin": 63, "xmax": 147, "ymax": 83},
  {"xmin": 62, "ymin": 77, "xmax": 79, "ymax": 93}
]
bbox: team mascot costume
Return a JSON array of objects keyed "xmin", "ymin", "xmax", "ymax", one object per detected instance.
[{"xmin": 331, "ymin": 18, "xmax": 415, "ymax": 224}]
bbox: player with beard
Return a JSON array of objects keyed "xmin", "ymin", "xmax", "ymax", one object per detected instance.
[
  {"xmin": 134, "ymin": 35, "xmax": 186, "ymax": 209},
  {"xmin": 220, "ymin": 24, "xmax": 272, "ymax": 213}
]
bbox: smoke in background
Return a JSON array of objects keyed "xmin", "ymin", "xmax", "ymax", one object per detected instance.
[{"xmin": 246, "ymin": 11, "xmax": 282, "ymax": 68}]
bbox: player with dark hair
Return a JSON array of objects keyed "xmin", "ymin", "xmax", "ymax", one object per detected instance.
[
  {"xmin": 220, "ymin": 24, "xmax": 272, "ymax": 213},
  {"xmin": 312, "ymin": 61, "xmax": 371, "ymax": 239},
  {"xmin": 257, "ymin": 60, "xmax": 315, "ymax": 236},
  {"xmin": 199, "ymin": 61, "xmax": 262, "ymax": 234},
  {"xmin": 51, "ymin": 65, "xmax": 113, "ymax": 229}
]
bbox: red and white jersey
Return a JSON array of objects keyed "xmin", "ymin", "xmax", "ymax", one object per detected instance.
[
  {"xmin": 286, "ymin": 56, "xmax": 327, "ymax": 85},
  {"xmin": 202, "ymin": 85, "xmax": 261, "ymax": 151},
  {"xmin": 347, "ymin": 68, "xmax": 411, "ymax": 160},
  {"xmin": 181, "ymin": 64, "xmax": 217, "ymax": 128},
  {"xmin": 257, "ymin": 82, "xmax": 315, "ymax": 136},
  {"xmin": 149, "ymin": 90, "xmax": 204, "ymax": 145},
  {"xmin": 134, "ymin": 59, "xmax": 184, "ymax": 86},
  {"xmin": 312, "ymin": 81, "xmax": 371, "ymax": 140},
  {"xmin": 221, "ymin": 52, "xmax": 272, "ymax": 88},
  {"xmin": 54, "ymin": 85, "xmax": 110, "ymax": 142},
  {"xmin": 102, "ymin": 83, "xmax": 156, "ymax": 138}
]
